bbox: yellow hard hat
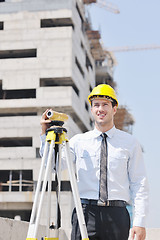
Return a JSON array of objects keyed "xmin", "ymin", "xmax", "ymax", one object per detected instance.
[{"xmin": 88, "ymin": 84, "xmax": 118, "ymax": 106}]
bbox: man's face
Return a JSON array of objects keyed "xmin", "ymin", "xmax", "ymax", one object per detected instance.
[{"xmin": 91, "ymin": 98, "xmax": 117, "ymax": 128}]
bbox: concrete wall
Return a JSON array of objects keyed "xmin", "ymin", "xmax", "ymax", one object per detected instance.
[
  {"xmin": 0, "ymin": 217, "xmax": 69, "ymax": 240},
  {"xmin": 0, "ymin": 216, "xmax": 159, "ymax": 240},
  {"xmin": 0, "ymin": 190, "xmax": 74, "ymax": 235}
]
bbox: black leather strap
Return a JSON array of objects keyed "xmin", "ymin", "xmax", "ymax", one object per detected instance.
[{"xmin": 81, "ymin": 199, "xmax": 126, "ymax": 207}]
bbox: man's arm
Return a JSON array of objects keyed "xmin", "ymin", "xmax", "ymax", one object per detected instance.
[
  {"xmin": 40, "ymin": 109, "xmax": 51, "ymax": 135},
  {"xmin": 39, "ymin": 109, "xmax": 51, "ymax": 157},
  {"xmin": 128, "ymin": 139, "xmax": 149, "ymax": 239}
]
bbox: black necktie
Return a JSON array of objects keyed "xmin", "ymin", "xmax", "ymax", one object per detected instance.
[{"xmin": 99, "ymin": 133, "xmax": 108, "ymax": 202}]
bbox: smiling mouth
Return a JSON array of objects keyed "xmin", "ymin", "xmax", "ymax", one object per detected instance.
[{"xmin": 98, "ymin": 114, "xmax": 106, "ymax": 118}]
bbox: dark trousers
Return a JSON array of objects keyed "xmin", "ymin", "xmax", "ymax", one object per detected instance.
[{"xmin": 71, "ymin": 204, "xmax": 130, "ymax": 240}]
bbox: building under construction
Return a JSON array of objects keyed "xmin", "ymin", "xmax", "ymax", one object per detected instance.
[{"xmin": 0, "ymin": 0, "xmax": 134, "ymax": 238}]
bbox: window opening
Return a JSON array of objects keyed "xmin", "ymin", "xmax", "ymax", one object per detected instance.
[
  {"xmin": 76, "ymin": 3, "xmax": 85, "ymax": 32},
  {"xmin": 75, "ymin": 57, "xmax": 84, "ymax": 78},
  {"xmin": 0, "ymin": 89, "xmax": 36, "ymax": 99},
  {"xmin": 36, "ymin": 148, "xmax": 41, "ymax": 158},
  {"xmin": 90, "ymin": 118, "xmax": 93, "ymax": 127},
  {"xmin": 86, "ymin": 53, "xmax": 93, "ymax": 70},
  {"xmin": 51, "ymin": 181, "xmax": 71, "ymax": 191},
  {"xmin": 0, "ymin": 49, "xmax": 37, "ymax": 59},
  {"xmin": 40, "ymin": 77, "xmax": 79, "ymax": 96},
  {"xmin": 0, "ymin": 80, "xmax": 2, "ymax": 99},
  {"xmin": 0, "ymin": 112, "xmax": 37, "ymax": 117},
  {"xmin": 41, "ymin": 18, "xmax": 74, "ymax": 29},
  {"xmin": 0, "ymin": 22, "xmax": 3, "ymax": 30},
  {"xmin": 0, "ymin": 170, "xmax": 33, "ymax": 192},
  {"xmin": 0, "ymin": 210, "xmax": 31, "ymax": 222},
  {"xmin": 85, "ymin": 101, "xmax": 89, "ymax": 111},
  {"xmin": 89, "ymin": 85, "xmax": 92, "ymax": 92},
  {"xmin": 0, "ymin": 137, "xmax": 32, "ymax": 147}
]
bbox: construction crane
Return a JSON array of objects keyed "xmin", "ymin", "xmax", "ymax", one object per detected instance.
[
  {"xmin": 103, "ymin": 44, "xmax": 160, "ymax": 70},
  {"xmin": 96, "ymin": 0, "xmax": 120, "ymax": 14},
  {"xmin": 83, "ymin": 0, "xmax": 120, "ymax": 14},
  {"xmin": 105, "ymin": 44, "xmax": 160, "ymax": 53}
]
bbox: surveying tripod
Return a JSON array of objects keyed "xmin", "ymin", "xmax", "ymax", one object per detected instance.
[{"xmin": 26, "ymin": 113, "xmax": 89, "ymax": 240}]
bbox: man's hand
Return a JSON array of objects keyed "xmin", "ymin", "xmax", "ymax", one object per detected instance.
[
  {"xmin": 40, "ymin": 109, "xmax": 51, "ymax": 135},
  {"xmin": 130, "ymin": 226, "xmax": 146, "ymax": 240}
]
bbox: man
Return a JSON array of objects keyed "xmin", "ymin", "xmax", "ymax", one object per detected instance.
[{"xmin": 40, "ymin": 84, "xmax": 149, "ymax": 240}]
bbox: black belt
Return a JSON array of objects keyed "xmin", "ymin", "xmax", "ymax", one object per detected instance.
[{"xmin": 81, "ymin": 199, "xmax": 126, "ymax": 207}]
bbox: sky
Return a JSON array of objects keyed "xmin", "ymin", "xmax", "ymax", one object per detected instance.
[{"xmin": 87, "ymin": 0, "xmax": 160, "ymax": 228}]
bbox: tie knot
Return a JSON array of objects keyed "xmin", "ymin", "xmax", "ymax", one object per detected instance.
[{"xmin": 101, "ymin": 133, "xmax": 107, "ymax": 139}]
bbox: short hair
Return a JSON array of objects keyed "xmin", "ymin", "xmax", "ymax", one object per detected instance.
[{"xmin": 91, "ymin": 97, "xmax": 117, "ymax": 108}]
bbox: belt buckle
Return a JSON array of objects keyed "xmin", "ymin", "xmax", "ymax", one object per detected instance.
[
  {"xmin": 106, "ymin": 200, "xmax": 110, "ymax": 206},
  {"xmin": 98, "ymin": 200, "xmax": 109, "ymax": 206}
]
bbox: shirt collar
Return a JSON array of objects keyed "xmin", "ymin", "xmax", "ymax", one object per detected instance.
[{"xmin": 92, "ymin": 126, "xmax": 116, "ymax": 139}]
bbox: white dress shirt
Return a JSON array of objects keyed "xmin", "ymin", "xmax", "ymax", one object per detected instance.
[{"xmin": 40, "ymin": 126, "xmax": 149, "ymax": 228}]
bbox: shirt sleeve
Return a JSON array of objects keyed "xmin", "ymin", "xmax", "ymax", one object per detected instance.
[
  {"xmin": 128, "ymin": 139, "xmax": 149, "ymax": 227},
  {"xmin": 60, "ymin": 139, "xmax": 76, "ymax": 171},
  {"xmin": 39, "ymin": 134, "xmax": 46, "ymax": 157},
  {"xmin": 39, "ymin": 134, "xmax": 55, "ymax": 171},
  {"xmin": 67, "ymin": 136, "xmax": 76, "ymax": 163}
]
